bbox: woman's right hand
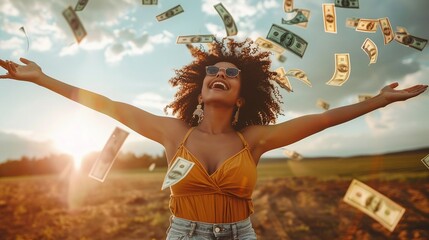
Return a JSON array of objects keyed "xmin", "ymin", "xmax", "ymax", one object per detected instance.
[{"xmin": 0, "ymin": 58, "xmax": 44, "ymax": 83}]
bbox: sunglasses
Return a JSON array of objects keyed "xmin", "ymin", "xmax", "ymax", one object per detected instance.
[{"xmin": 206, "ymin": 66, "xmax": 241, "ymax": 78}]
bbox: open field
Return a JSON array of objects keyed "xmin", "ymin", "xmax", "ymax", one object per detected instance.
[{"xmin": 0, "ymin": 151, "xmax": 428, "ymax": 240}]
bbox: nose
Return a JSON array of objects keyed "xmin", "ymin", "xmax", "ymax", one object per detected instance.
[{"xmin": 216, "ymin": 68, "xmax": 226, "ymax": 78}]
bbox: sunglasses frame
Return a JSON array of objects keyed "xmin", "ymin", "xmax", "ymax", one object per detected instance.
[{"xmin": 205, "ymin": 66, "xmax": 241, "ymax": 78}]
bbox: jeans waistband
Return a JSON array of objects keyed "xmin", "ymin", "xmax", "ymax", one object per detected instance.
[{"xmin": 169, "ymin": 216, "xmax": 253, "ymax": 239}]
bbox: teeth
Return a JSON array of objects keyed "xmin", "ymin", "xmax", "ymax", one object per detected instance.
[{"xmin": 212, "ymin": 81, "xmax": 227, "ymax": 90}]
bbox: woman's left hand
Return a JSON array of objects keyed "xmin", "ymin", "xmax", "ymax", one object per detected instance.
[{"xmin": 380, "ymin": 82, "xmax": 428, "ymax": 103}]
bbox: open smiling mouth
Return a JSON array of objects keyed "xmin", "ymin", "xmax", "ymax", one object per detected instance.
[{"xmin": 210, "ymin": 81, "xmax": 228, "ymax": 90}]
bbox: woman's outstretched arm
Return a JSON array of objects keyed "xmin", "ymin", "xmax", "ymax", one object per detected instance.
[
  {"xmin": 248, "ymin": 82, "xmax": 428, "ymax": 155},
  {"xmin": 0, "ymin": 57, "xmax": 181, "ymax": 145}
]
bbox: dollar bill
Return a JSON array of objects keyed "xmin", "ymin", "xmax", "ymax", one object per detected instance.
[
  {"xmin": 255, "ymin": 37, "xmax": 285, "ymax": 54},
  {"xmin": 277, "ymin": 54, "xmax": 287, "ymax": 63},
  {"xmin": 326, "ymin": 53, "xmax": 351, "ymax": 86},
  {"xmin": 394, "ymin": 27, "xmax": 427, "ymax": 51},
  {"xmin": 361, "ymin": 38, "xmax": 378, "ymax": 65},
  {"xmin": 421, "ymin": 154, "xmax": 429, "ymax": 170},
  {"xmin": 317, "ymin": 99, "xmax": 330, "ymax": 110},
  {"xmin": 142, "ymin": 0, "xmax": 158, "ymax": 5},
  {"xmin": 322, "ymin": 4, "xmax": 337, "ymax": 33},
  {"xmin": 296, "ymin": 9, "xmax": 311, "ymax": 28},
  {"xmin": 286, "ymin": 69, "xmax": 311, "ymax": 87},
  {"xmin": 162, "ymin": 157, "xmax": 195, "ymax": 190},
  {"xmin": 335, "ymin": 0, "xmax": 359, "ymax": 8},
  {"xmin": 74, "ymin": 0, "xmax": 89, "ymax": 11},
  {"xmin": 343, "ymin": 179, "xmax": 405, "ymax": 232},
  {"xmin": 358, "ymin": 94, "xmax": 374, "ymax": 102},
  {"xmin": 89, "ymin": 127, "xmax": 129, "ymax": 182},
  {"xmin": 19, "ymin": 26, "xmax": 29, "ymax": 52},
  {"xmin": 148, "ymin": 163, "xmax": 156, "ymax": 171},
  {"xmin": 346, "ymin": 17, "xmax": 360, "ymax": 29},
  {"xmin": 282, "ymin": 9, "xmax": 308, "ymax": 26},
  {"xmin": 62, "ymin": 6, "xmax": 87, "ymax": 43},
  {"xmin": 274, "ymin": 67, "xmax": 293, "ymax": 92},
  {"xmin": 266, "ymin": 24, "xmax": 308, "ymax": 58},
  {"xmin": 177, "ymin": 35, "xmax": 215, "ymax": 44},
  {"xmin": 282, "ymin": 149, "xmax": 303, "ymax": 160},
  {"xmin": 356, "ymin": 19, "xmax": 378, "ymax": 33},
  {"xmin": 156, "ymin": 5, "xmax": 184, "ymax": 22},
  {"xmin": 283, "ymin": 0, "xmax": 294, "ymax": 12},
  {"xmin": 379, "ymin": 17, "xmax": 394, "ymax": 45},
  {"xmin": 214, "ymin": 3, "xmax": 238, "ymax": 36}
]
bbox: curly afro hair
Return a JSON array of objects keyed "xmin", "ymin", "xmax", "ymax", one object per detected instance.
[{"xmin": 164, "ymin": 38, "xmax": 284, "ymax": 130}]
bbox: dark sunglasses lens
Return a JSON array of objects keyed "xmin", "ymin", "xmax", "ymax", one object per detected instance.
[
  {"xmin": 206, "ymin": 66, "xmax": 219, "ymax": 75},
  {"xmin": 226, "ymin": 68, "xmax": 239, "ymax": 77}
]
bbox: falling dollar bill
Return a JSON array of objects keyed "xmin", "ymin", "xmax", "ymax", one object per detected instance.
[
  {"xmin": 317, "ymin": 99, "xmax": 330, "ymax": 110},
  {"xmin": 277, "ymin": 54, "xmax": 287, "ymax": 63},
  {"xmin": 177, "ymin": 35, "xmax": 215, "ymax": 44},
  {"xmin": 148, "ymin": 163, "xmax": 156, "ymax": 171},
  {"xmin": 421, "ymin": 154, "xmax": 429, "ymax": 170},
  {"xmin": 394, "ymin": 26, "xmax": 427, "ymax": 51},
  {"xmin": 282, "ymin": 9, "xmax": 308, "ymax": 26},
  {"xmin": 156, "ymin": 5, "xmax": 184, "ymax": 22},
  {"xmin": 296, "ymin": 9, "xmax": 311, "ymax": 28},
  {"xmin": 358, "ymin": 94, "xmax": 374, "ymax": 103},
  {"xmin": 378, "ymin": 17, "xmax": 394, "ymax": 45},
  {"xmin": 283, "ymin": 0, "xmax": 294, "ymax": 12},
  {"xmin": 62, "ymin": 6, "xmax": 87, "ymax": 43},
  {"xmin": 142, "ymin": 0, "xmax": 158, "ymax": 5},
  {"xmin": 266, "ymin": 24, "xmax": 308, "ymax": 58},
  {"xmin": 162, "ymin": 157, "xmax": 195, "ymax": 190},
  {"xmin": 322, "ymin": 4, "xmax": 337, "ymax": 33},
  {"xmin": 286, "ymin": 69, "xmax": 311, "ymax": 87},
  {"xmin": 356, "ymin": 19, "xmax": 378, "ymax": 33},
  {"xmin": 274, "ymin": 67, "xmax": 293, "ymax": 92},
  {"xmin": 361, "ymin": 38, "xmax": 378, "ymax": 65},
  {"xmin": 346, "ymin": 17, "xmax": 360, "ymax": 29},
  {"xmin": 74, "ymin": 0, "xmax": 89, "ymax": 11},
  {"xmin": 343, "ymin": 179, "xmax": 405, "ymax": 232},
  {"xmin": 19, "ymin": 26, "xmax": 29, "ymax": 52},
  {"xmin": 326, "ymin": 53, "xmax": 351, "ymax": 86},
  {"xmin": 89, "ymin": 127, "xmax": 129, "ymax": 182},
  {"xmin": 335, "ymin": 0, "xmax": 359, "ymax": 8},
  {"xmin": 214, "ymin": 3, "xmax": 238, "ymax": 36},
  {"xmin": 282, "ymin": 149, "xmax": 303, "ymax": 160},
  {"xmin": 255, "ymin": 37, "xmax": 285, "ymax": 54}
]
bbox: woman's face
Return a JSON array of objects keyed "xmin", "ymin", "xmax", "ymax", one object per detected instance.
[{"xmin": 201, "ymin": 61, "xmax": 242, "ymax": 107}]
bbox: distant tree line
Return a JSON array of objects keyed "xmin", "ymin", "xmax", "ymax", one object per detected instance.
[{"xmin": 0, "ymin": 151, "xmax": 167, "ymax": 177}]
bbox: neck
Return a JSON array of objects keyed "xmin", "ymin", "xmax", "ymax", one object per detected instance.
[{"xmin": 197, "ymin": 104, "xmax": 235, "ymax": 134}]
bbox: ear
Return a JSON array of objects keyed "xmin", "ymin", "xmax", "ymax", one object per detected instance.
[
  {"xmin": 198, "ymin": 94, "xmax": 203, "ymax": 104},
  {"xmin": 236, "ymin": 98, "xmax": 245, "ymax": 107}
]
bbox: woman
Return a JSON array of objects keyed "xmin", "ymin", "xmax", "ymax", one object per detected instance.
[{"xmin": 0, "ymin": 38, "xmax": 427, "ymax": 239}]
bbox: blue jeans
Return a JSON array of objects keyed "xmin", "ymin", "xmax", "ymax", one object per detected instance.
[{"xmin": 166, "ymin": 216, "xmax": 257, "ymax": 240}]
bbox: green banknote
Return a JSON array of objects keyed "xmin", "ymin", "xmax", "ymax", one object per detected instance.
[{"xmin": 266, "ymin": 24, "xmax": 308, "ymax": 58}]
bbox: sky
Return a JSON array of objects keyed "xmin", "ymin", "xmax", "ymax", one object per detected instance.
[{"xmin": 0, "ymin": 0, "xmax": 428, "ymax": 163}]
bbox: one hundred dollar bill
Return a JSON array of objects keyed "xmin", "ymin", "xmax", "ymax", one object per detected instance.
[
  {"xmin": 286, "ymin": 69, "xmax": 311, "ymax": 87},
  {"xmin": 358, "ymin": 94, "xmax": 374, "ymax": 103},
  {"xmin": 62, "ymin": 6, "xmax": 87, "ymax": 43},
  {"xmin": 282, "ymin": 149, "xmax": 303, "ymax": 160},
  {"xmin": 335, "ymin": 0, "xmax": 359, "ymax": 8},
  {"xmin": 266, "ymin": 24, "xmax": 308, "ymax": 58},
  {"xmin": 89, "ymin": 127, "xmax": 129, "ymax": 182},
  {"xmin": 394, "ymin": 26, "xmax": 427, "ymax": 51},
  {"xmin": 346, "ymin": 17, "xmax": 360, "ymax": 29},
  {"xmin": 282, "ymin": 9, "xmax": 308, "ymax": 26},
  {"xmin": 379, "ymin": 17, "xmax": 394, "ymax": 45},
  {"xmin": 343, "ymin": 179, "xmax": 405, "ymax": 232},
  {"xmin": 317, "ymin": 99, "xmax": 330, "ymax": 110},
  {"xmin": 176, "ymin": 35, "xmax": 215, "ymax": 44},
  {"xmin": 214, "ymin": 3, "xmax": 238, "ymax": 36},
  {"xmin": 361, "ymin": 38, "xmax": 378, "ymax": 65},
  {"xmin": 296, "ymin": 9, "xmax": 311, "ymax": 28},
  {"xmin": 156, "ymin": 5, "xmax": 184, "ymax": 22},
  {"xmin": 142, "ymin": 0, "xmax": 157, "ymax": 5},
  {"xmin": 161, "ymin": 157, "xmax": 195, "ymax": 190},
  {"xmin": 356, "ymin": 19, "xmax": 378, "ymax": 33},
  {"xmin": 326, "ymin": 53, "xmax": 351, "ymax": 86},
  {"xmin": 322, "ymin": 4, "xmax": 337, "ymax": 33},
  {"xmin": 274, "ymin": 67, "xmax": 293, "ymax": 92},
  {"xmin": 74, "ymin": 0, "xmax": 89, "ymax": 11},
  {"xmin": 255, "ymin": 37, "xmax": 285, "ymax": 54},
  {"xmin": 421, "ymin": 154, "xmax": 429, "ymax": 170},
  {"xmin": 283, "ymin": 0, "xmax": 294, "ymax": 12}
]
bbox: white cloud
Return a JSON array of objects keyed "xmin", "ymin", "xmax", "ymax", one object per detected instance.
[
  {"xmin": 32, "ymin": 36, "xmax": 52, "ymax": 52},
  {"xmin": 132, "ymin": 92, "xmax": 170, "ymax": 110},
  {"xmin": 0, "ymin": 0, "xmax": 19, "ymax": 17},
  {"xmin": 0, "ymin": 37, "xmax": 24, "ymax": 50}
]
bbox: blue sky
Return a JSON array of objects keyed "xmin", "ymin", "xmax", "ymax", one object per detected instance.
[{"xmin": 0, "ymin": 0, "xmax": 428, "ymax": 162}]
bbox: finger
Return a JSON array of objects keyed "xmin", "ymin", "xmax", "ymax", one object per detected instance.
[
  {"xmin": 20, "ymin": 57, "xmax": 31, "ymax": 65},
  {"xmin": 7, "ymin": 61, "xmax": 17, "ymax": 73},
  {"xmin": 0, "ymin": 74, "xmax": 12, "ymax": 79},
  {"xmin": 389, "ymin": 82, "xmax": 399, "ymax": 89}
]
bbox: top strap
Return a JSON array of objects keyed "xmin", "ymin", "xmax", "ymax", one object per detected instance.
[
  {"xmin": 236, "ymin": 131, "xmax": 249, "ymax": 148},
  {"xmin": 179, "ymin": 127, "xmax": 196, "ymax": 146}
]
